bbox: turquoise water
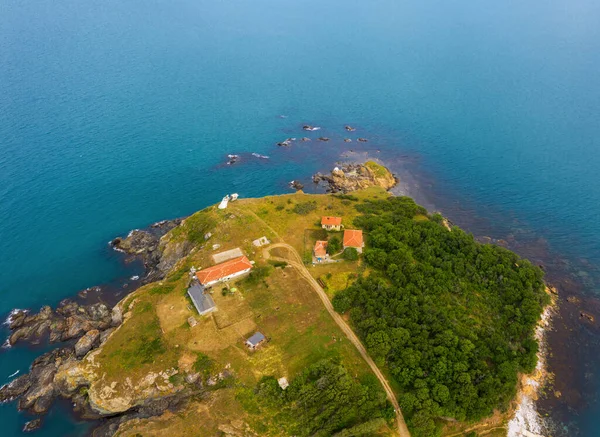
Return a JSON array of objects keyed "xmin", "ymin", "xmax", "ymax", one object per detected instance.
[{"xmin": 1, "ymin": 0, "xmax": 600, "ymax": 435}]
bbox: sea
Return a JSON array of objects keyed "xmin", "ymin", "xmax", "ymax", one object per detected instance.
[{"xmin": 1, "ymin": 0, "xmax": 600, "ymax": 435}]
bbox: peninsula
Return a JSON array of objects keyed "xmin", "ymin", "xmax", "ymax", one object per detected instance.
[{"xmin": 1, "ymin": 162, "xmax": 549, "ymax": 437}]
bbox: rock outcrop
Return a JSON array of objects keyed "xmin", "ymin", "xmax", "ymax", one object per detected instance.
[
  {"xmin": 0, "ymin": 348, "xmax": 76, "ymax": 414},
  {"xmin": 8, "ymin": 300, "xmax": 114, "ymax": 346},
  {"xmin": 110, "ymin": 218, "xmax": 183, "ymax": 282},
  {"xmin": 312, "ymin": 162, "xmax": 397, "ymax": 193}
]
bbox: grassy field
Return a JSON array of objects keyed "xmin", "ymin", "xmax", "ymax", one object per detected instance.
[{"xmin": 89, "ymin": 187, "xmax": 399, "ymax": 435}]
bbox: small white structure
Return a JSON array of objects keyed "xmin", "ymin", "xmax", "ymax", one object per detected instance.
[
  {"xmin": 252, "ymin": 236, "xmax": 270, "ymax": 247},
  {"xmin": 218, "ymin": 195, "xmax": 230, "ymax": 209},
  {"xmin": 230, "ymin": 193, "xmax": 239, "ymax": 201},
  {"xmin": 278, "ymin": 377, "xmax": 289, "ymax": 390}
]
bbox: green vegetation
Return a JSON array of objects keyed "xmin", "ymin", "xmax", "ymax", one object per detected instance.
[
  {"xmin": 253, "ymin": 359, "xmax": 393, "ymax": 436},
  {"xmin": 170, "ymin": 210, "xmax": 216, "ymax": 244},
  {"xmin": 333, "ymin": 196, "xmax": 548, "ymax": 437},
  {"xmin": 268, "ymin": 260, "xmax": 288, "ymax": 268},
  {"xmin": 244, "ymin": 265, "xmax": 271, "ymax": 285},
  {"xmin": 193, "ymin": 352, "xmax": 214, "ymax": 377},
  {"xmin": 342, "ymin": 247, "xmax": 359, "ymax": 261},
  {"xmin": 108, "ymin": 315, "xmax": 167, "ymax": 370},
  {"xmin": 328, "ymin": 236, "xmax": 342, "ymax": 254},
  {"xmin": 293, "ymin": 201, "xmax": 318, "ymax": 215},
  {"xmin": 364, "ymin": 160, "xmax": 390, "ymax": 178}
]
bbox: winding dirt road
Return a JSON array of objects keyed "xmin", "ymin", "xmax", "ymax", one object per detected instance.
[{"xmin": 262, "ymin": 242, "xmax": 411, "ymax": 437}]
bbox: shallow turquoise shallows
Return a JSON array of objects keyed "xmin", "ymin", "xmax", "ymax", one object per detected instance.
[{"xmin": 2, "ymin": 0, "xmax": 600, "ymax": 435}]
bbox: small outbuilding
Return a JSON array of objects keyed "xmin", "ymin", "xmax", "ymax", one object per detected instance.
[
  {"xmin": 278, "ymin": 377, "xmax": 289, "ymax": 390},
  {"xmin": 245, "ymin": 331, "xmax": 266, "ymax": 350},
  {"xmin": 343, "ymin": 229, "xmax": 364, "ymax": 253},
  {"xmin": 321, "ymin": 216, "xmax": 342, "ymax": 231}
]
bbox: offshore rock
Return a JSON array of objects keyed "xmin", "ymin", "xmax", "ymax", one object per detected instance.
[
  {"xmin": 23, "ymin": 418, "xmax": 42, "ymax": 432},
  {"xmin": 312, "ymin": 162, "xmax": 397, "ymax": 193}
]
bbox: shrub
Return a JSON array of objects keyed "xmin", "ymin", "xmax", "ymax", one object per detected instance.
[
  {"xmin": 293, "ymin": 201, "xmax": 317, "ymax": 215},
  {"xmin": 245, "ymin": 266, "xmax": 271, "ymax": 285},
  {"xmin": 269, "ymin": 260, "xmax": 288, "ymax": 268},
  {"xmin": 343, "ymin": 247, "xmax": 359, "ymax": 261},
  {"xmin": 328, "ymin": 236, "xmax": 342, "ymax": 254}
]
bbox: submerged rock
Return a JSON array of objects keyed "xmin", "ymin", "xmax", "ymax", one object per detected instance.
[{"xmin": 23, "ymin": 418, "xmax": 42, "ymax": 432}]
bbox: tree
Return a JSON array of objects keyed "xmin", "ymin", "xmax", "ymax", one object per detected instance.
[
  {"xmin": 343, "ymin": 247, "xmax": 359, "ymax": 261},
  {"xmin": 328, "ymin": 236, "xmax": 342, "ymax": 254}
]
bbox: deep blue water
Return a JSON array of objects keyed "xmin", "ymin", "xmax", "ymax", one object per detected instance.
[{"xmin": 1, "ymin": 0, "xmax": 600, "ymax": 435}]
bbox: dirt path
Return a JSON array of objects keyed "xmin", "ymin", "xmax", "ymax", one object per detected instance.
[{"xmin": 263, "ymin": 242, "xmax": 411, "ymax": 437}]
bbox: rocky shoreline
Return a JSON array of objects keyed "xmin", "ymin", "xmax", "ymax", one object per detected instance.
[{"xmin": 0, "ymin": 216, "xmax": 194, "ymax": 435}]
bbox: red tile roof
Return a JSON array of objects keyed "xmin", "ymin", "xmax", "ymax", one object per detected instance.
[
  {"xmin": 321, "ymin": 216, "xmax": 342, "ymax": 226},
  {"xmin": 196, "ymin": 256, "xmax": 252, "ymax": 285},
  {"xmin": 314, "ymin": 240, "xmax": 328, "ymax": 257},
  {"xmin": 343, "ymin": 230, "xmax": 364, "ymax": 248}
]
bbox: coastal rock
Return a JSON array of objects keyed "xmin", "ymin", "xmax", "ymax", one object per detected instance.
[
  {"xmin": 110, "ymin": 218, "xmax": 182, "ymax": 281},
  {"xmin": 344, "ymin": 125, "xmax": 356, "ymax": 132},
  {"xmin": 289, "ymin": 180, "xmax": 304, "ymax": 191},
  {"xmin": 75, "ymin": 329, "xmax": 101, "ymax": 358},
  {"xmin": 0, "ymin": 375, "xmax": 32, "ymax": 402},
  {"xmin": 312, "ymin": 162, "xmax": 397, "ymax": 193},
  {"xmin": 566, "ymin": 295, "xmax": 581, "ymax": 304},
  {"xmin": 23, "ymin": 418, "xmax": 42, "ymax": 432},
  {"xmin": 300, "ymin": 137, "xmax": 311, "ymax": 142},
  {"xmin": 15, "ymin": 348, "xmax": 75, "ymax": 415},
  {"xmin": 317, "ymin": 137, "xmax": 330, "ymax": 142},
  {"xmin": 357, "ymin": 137, "xmax": 368, "ymax": 142},
  {"xmin": 8, "ymin": 301, "xmax": 113, "ymax": 347}
]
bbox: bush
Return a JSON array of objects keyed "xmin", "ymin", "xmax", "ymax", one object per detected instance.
[
  {"xmin": 328, "ymin": 236, "xmax": 342, "ymax": 254},
  {"xmin": 276, "ymin": 204, "xmax": 285, "ymax": 211},
  {"xmin": 343, "ymin": 247, "xmax": 359, "ymax": 261},
  {"xmin": 268, "ymin": 260, "xmax": 288, "ymax": 268},
  {"xmin": 293, "ymin": 201, "xmax": 317, "ymax": 215},
  {"xmin": 245, "ymin": 266, "xmax": 271, "ymax": 285}
]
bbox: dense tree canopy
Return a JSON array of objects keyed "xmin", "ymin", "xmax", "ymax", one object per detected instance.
[
  {"xmin": 332, "ymin": 197, "xmax": 549, "ymax": 436},
  {"xmin": 256, "ymin": 359, "xmax": 393, "ymax": 436}
]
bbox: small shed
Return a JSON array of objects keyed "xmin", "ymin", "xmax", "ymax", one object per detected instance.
[
  {"xmin": 278, "ymin": 377, "xmax": 289, "ymax": 390},
  {"xmin": 245, "ymin": 331, "xmax": 266, "ymax": 349}
]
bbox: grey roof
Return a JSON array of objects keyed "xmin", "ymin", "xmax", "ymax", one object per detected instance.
[
  {"xmin": 188, "ymin": 283, "xmax": 216, "ymax": 315},
  {"xmin": 246, "ymin": 331, "xmax": 266, "ymax": 346}
]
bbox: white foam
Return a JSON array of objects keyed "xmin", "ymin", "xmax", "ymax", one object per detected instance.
[
  {"xmin": 130, "ymin": 275, "xmax": 140, "ymax": 281},
  {"xmin": 3, "ymin": 308, "xmax": 26, "ymax": 326},
  {"xmin": 507, "ymin": 304, "xmax": 555, "ymax": 437},
  {"xmin": 8, "ymin": 370, "xmax": 19, "ymax": 378}
]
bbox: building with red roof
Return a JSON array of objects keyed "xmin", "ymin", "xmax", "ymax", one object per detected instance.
[
  {"xmin": 343, "ymin": 230, "xmax": 364, "ymax": 253},
  {"xmin": 313, "ymin": 240, "xmax": 328, "ymax": 260},
  {"xmin": 321, "ymin": 216, "xmax": 342, "ymax": 231},
  {"xmin": 196, "ymin": 256, "xmax": 253, "ymax": 287}
]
